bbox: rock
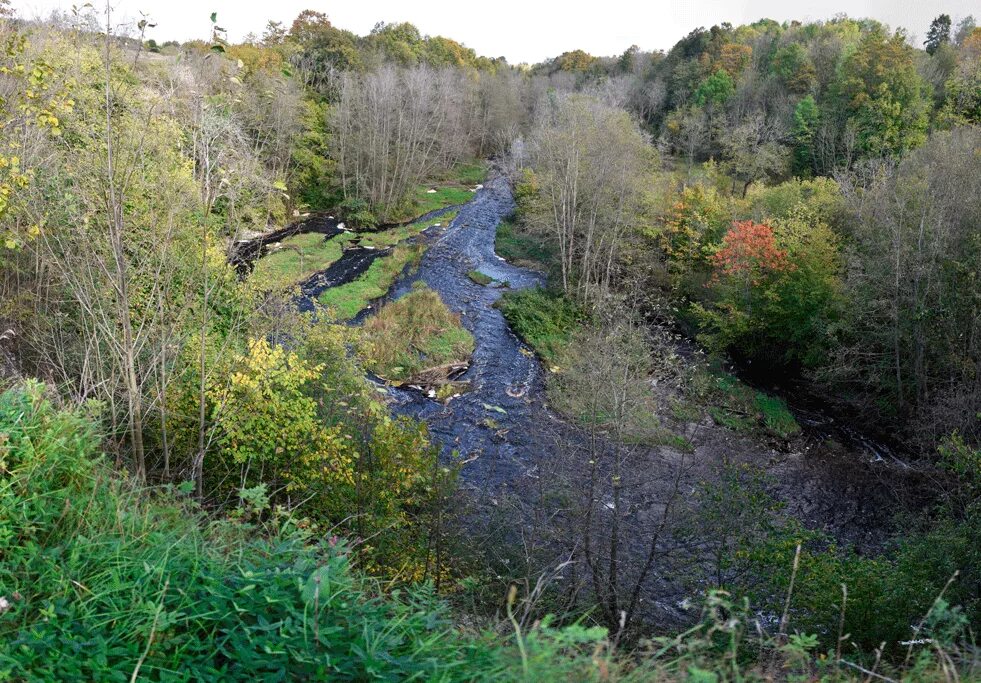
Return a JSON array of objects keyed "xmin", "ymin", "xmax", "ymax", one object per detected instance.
[{"xmin": 426, "ymin": 188, "xmax": 437, "ymax": 194}]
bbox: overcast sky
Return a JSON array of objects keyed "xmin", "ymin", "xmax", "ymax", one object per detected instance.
[{"xmin": 10, "ymin": 0, "xmax": 979, "ymax": 64}]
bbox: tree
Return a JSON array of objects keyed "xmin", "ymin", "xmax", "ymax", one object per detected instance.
[
  {"xmin": 831, "ymin": 127, "xmax": 981, "ymax": 445},
  {"xmin": 955, "ymin": 15, "xmax": 977, "ymax": 45},
  {"xmin": 525, "ymin": 94, "xmax": 654, "ymax": 301},
  {"xmin": 721, "ymin": 114, "xmax": 790, "ymax": 197},
  {"xmin": 330, "ymin": 65, "xmax": 471, "ymax": 222},
  {"xmin": 771, "ymin": 42, "xmax": 816, "ymax": 94},
  {"xmin": 689, "ymin": 463, "xmax": 782, "ymax": 590},
  {"xmin": 925, "ymin": 14, "xmax": 952, "ymax": 55},
  {"xmin": 664, "ymin": 105, "xmax": 709, "ymax": 171},
  {"xmin": 550, "ymin": 320, "xmax": 687, "ymax": 635},
  {"xmin": 261, "ymin": 20, "xmax": 286, "ymax": 46},
  {"xmin": 693, "ymin": 69, "xmax": 734, "ymax": 107},
  {"xmin": 836, "ymin": 27, "xmax": 930, "ymax": 158},
  {"xmin": 791, "ymin": 95, "xmax": 820, "ymax": 175}
]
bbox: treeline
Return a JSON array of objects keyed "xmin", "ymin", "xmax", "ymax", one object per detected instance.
[
  {"xmin": 534, "ymin": 14, "xmax": 981, "ymax": 177},
  {"xmin": 511, "ymin": 14, "xmax": 980, "ymax": 451}
]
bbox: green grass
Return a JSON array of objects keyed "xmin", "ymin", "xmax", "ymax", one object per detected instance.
[
  {"xmin": 0, "ymin": 382, "xmax": 629, "ymax": 681},
  {"xmin": 754, "ymin": 392, "xmax": 802, "ymax": 439},
  {"xmin": 0, "ymin": 382, "xmax": 966, "ymax": 681},
  {"xmin": 693, "ymin": 366, "xmax": 802, "ymax": 439},
  {"xmin": 410, "ymin": 186, "xmax": 474, "ymax": 217},
  {"xmin": 468, "ymin": 270, "xmax": 494, "ymax": 286},
  {"xmin": 253, "ymin": 213, "xmax": 454, "ymax": 293},
  {"xmin": 250, "ymin": 232, "xmax": 353, "ymax": 290},
  {"xmin": 318, "ymin": 244, "xmax": 424, "ymax": 320},
  {"xmin": 495, "ymin": 219, "xmax": 553, "ymax": 270},
  {"xmin": 448, "ymin": 161, "xmax": 488, "ymax": 186},
  {"xmin": 392, "ymin": 160, "xmax": 486, "ymax": 222},
  {"xmin": 496, "ymin": 288, "xmax": 586, "ymax": 365},
  {"xmin": 359, "ymin": 211, "xmax": 457, "ymax": 249},
  {"xmin": 360, "ymin": 286, "xmax": 475, "ymax": 382}
]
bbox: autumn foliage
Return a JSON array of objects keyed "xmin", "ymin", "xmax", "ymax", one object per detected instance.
[{"xmin": 710, "ymin": 220, "xmax": 794, "ymax": 285}]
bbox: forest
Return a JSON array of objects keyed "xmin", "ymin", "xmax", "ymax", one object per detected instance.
[{"xmin": 0, "ymin": 2, "xmax": 978, "ymax": 680}]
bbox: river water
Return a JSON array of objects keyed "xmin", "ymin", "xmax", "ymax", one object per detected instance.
[{"xmin": 365, "ymin": 176, "xmax": 564, "ymax": 497}]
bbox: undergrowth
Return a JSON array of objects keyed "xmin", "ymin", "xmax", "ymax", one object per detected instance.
[
  {"xmin": 496, "ymin": 288, "xmax": 586, "ymax": 366},
  {"xmin": 0, "ymin": 383, "xmax": 973, "ymax": 680},
  {"xmin": 495, "ymin": 218, "xmax": 553, "ymax": 271}
]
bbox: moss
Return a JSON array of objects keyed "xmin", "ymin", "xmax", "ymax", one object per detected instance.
[
  {"xmin": 359, "ymin": 212, "xmax": 456, "ymax": 249},
  {"xmin": 693, "ymin": 365, "xmax": 802, "ymax": 439},
  {"xmin": 408, "ymin": 186, "xmax": 474, "ymax": 218},
  {"xmin": 467, "ymin": 270, "xmax": 493, "ymax": 286}
]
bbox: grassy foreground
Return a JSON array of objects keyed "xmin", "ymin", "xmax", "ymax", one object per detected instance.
[
  {"xmin": 0, "ymin": 383, "xmax": 970, "ymax": 681},
  {"xmin": 0, "ymin": 383, "xmax": 620, "ymax": 681},
  {"xmin": 359, "ymin": 285, "xmax": 474, "ymax": 382}
]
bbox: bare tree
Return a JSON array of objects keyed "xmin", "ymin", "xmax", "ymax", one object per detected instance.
[
  {"xmin": 550, "ymin": 319, "xmax": 688, "ymax": 635},
  {"xmin": 526, "ymin": 94, "xmax": 654, "ymax": 302},
  {"xmin": 331, "ymin": 65, "xmax": 473, "ymax": 221}
]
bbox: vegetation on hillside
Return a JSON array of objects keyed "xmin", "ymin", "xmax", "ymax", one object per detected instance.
[
  {"xmin": 2, "ymin": 383, "xmax": 974, "ymax": 680},
  {"xmin": 0, "ymin": 4, "xmax": 978, "ymax": 679}
]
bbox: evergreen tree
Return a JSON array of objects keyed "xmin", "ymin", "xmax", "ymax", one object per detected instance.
[{"xmin": 925, "ymin": 14, "xmax": 952, "ymax": 55}]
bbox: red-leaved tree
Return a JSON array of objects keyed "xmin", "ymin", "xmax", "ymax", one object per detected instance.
[{"xmin": 711, "ymin": 220, "xmax": 794, "ymax": 288}]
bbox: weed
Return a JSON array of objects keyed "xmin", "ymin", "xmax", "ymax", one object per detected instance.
[{"xmin": 359, "ymin": 287, "xmax": 474, "ymax": 382}]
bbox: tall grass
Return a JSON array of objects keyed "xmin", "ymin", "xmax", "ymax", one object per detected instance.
[
  {"xmin": 0, "ymin": 382, "xmax": 633, "ymax": 681},
  {"xmin": 360, "ymin": 286, "xmax": 475, "ymax": 382},
  {"xmin": 495, "ymin": 288, "xmax": 586, "ymax": 365}
]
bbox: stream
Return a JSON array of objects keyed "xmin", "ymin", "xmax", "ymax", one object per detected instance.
[
  {"xmin": 365, "ymin": 176, "xmax": 561, "ymax": 496},
  {"xmin": 240, "ymin": 172, "xmax": 914, "ymax": 620}
]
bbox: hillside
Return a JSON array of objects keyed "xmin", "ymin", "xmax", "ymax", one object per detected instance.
[{"xmin": 0, "ymin": 5, "xmax": 978, "ymax": 680}]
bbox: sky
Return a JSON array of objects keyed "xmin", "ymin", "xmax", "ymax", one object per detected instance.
[{"xmin": 9, "ymin": 0, "xmax": 979, "ymax": 64}]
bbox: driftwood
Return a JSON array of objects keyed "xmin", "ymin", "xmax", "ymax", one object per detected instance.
[{"xmin": 400, "ymin": 362, "xmax": 469, "ymax": 389}]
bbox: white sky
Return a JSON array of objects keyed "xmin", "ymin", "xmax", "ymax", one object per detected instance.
[{"xmin": 10, "ymin": 0, "xmax": 979, "ymax": 64}]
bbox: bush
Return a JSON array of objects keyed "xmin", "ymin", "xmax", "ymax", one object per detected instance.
[
  {"xmin": 0, "ymin": 384, "xmax": 483, "ymax": 680},
  {"xmin": 0, "ymin": 382, "xmax": 642, "ymax": 681}
]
